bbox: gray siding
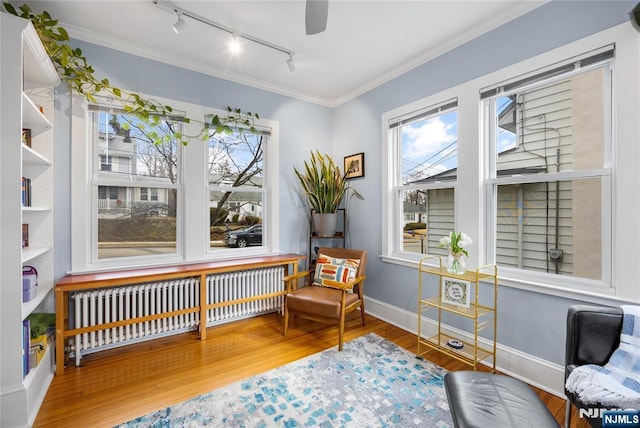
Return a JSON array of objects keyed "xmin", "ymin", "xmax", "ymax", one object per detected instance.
[
  {"xmin": 426, "ymin": 188, "xmax": 455, "ymax": 256},
  {"xmin": 495, "ymin": 67, "xmax": 604, "ymax": 280}
]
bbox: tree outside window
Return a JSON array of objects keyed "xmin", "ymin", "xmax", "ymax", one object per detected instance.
[{"xmin": 207, "ymin": 128, "xmax": 267, "ymax": 250}]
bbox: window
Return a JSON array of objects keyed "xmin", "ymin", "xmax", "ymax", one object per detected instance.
[
  {"xmin": 100, "ymin": 155, "xmax": 112, "ymax": 171},
  {"xmin": 484, "ymin": 49, "xmax": 613, "ymax": 284},
  {"xmin": 72, "ymin": 96, "xmax": 280, "ymax": 272},
  {"xmin": 109, "ymin": 187, "xmax": 118, "ymax": 200},
  {"xmin": 207, "ymin": 127, "xmax": 268, "ymax": 251},
  {"xmin": 90, "ymin": 107, "xmax": 181, "ymax": 261},
  {"xmin": 387, "ymin": 99, "xmax": 458, "ymax": 258},
  {"xmin": 382, "ymin": 25, "xmax": 640, "ymax": 300}
]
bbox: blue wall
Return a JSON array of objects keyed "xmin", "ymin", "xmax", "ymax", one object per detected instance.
[{"xmin": 55, "ymin": 1, "xmax": 636, "ymax": 367}]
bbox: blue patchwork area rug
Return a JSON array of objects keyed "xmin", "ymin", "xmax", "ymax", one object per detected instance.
[{"xmin": 117, "ymin": 333, "xmax": 452, "ymax": 427}]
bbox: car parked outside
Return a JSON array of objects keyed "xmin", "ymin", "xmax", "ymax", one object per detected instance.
[{"xmin": 227, "ymin": 224, "xmax": 262, "ymax": 248}]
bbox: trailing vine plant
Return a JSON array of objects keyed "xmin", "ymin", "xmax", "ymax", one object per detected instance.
[{"xmin": 3, "ymin": 2, "xmax": 259, "ymax": 144}]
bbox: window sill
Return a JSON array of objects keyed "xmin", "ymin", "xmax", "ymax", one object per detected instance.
[{"xmin": 380, "ymin": 254, "xmax": 630, "ymax": 307}]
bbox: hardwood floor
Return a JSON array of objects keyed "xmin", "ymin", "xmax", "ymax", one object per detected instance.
[{"xmin": 35, "ymin": 312, "xmax": 580, "ymax": 427}]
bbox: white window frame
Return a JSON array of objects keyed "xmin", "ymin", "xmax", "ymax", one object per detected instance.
[
  {"xmin": 483, "ymin": 56, "xmax": 614, "ymax": 293},
  {"xmin": 205, "ymin": 120, "xmax": 278, "ymax": 259},
  {"xmin": 381, "ymin": 22, "xmax": 640, "ymax": 303},
  {"xmin": 85, "ymin": 102, "xmax": 184, "ymax": 269},
  {"xmin": 382, "ymin": 91, "xmax": 461, "ymax": 266},
  {"xmin": 70, "ymin": 95, "xmax": 280, "ymax": 273}
]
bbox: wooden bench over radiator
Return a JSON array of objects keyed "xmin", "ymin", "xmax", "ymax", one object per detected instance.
[{"xmin": 55, "ymin": 254, "xmax": 304, "ymax": 374}]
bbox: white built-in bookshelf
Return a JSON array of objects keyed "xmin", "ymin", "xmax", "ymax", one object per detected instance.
[{"xmin": 1, "ymin": 12, "xmax": 59, "ymax": 427}]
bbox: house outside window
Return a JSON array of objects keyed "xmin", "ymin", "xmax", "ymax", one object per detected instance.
[
  {"xmin": 386, "ymin": 99, "xmax": 458, "ymax": 258},
  {"xmin": 90, "ymin": 106, "xmax": 180, "ymax": 261},
  {"xmin": 484, "ymin": 49, "xmax": 613, "ymax": 284}
]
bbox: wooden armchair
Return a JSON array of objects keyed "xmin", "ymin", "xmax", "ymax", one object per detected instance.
[{"xmin": 283, "ymin": 247, "xmax": 367, "ymax": 351}]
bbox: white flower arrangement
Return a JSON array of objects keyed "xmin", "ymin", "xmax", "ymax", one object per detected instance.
[{"xmin": 439, "ymin": 231, "xmax": 473, "ymax": 257}]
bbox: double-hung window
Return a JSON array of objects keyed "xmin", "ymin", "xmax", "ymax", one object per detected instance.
[
  {"xmin": 386, "ymin": 99, "xmax": 459, "ymax": 259},
  {"xmin": 207, "ymin": 124, "xmax": 270, "ymax": 251},
  {"xmin": 483, "ymin": 47, "xmax": 613, "ymax": 287},
  {"xmin": 89, "ymin": 106, "xmax": 182, "ymax": 262}
]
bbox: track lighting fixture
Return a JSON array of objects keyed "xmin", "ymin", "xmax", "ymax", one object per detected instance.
[
  {"xmin": 287, "ymin": 54, "xmax": 296, "ymax": 72},
  {"xmin": 154, "ymin": 0, "xmax": 296, "ymax": 71},
  {"xmin": 171, "ymin": 12, "xmax": 186, "ymax": 34}
]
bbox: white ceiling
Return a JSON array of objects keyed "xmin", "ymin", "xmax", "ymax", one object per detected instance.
[{"xmin": 22, "ymin": 0, "xmax": 546, "ymax": 106}]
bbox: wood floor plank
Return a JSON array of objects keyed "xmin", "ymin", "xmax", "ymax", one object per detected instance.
[{"xmin": 34, "ymin": 312, "xmax": 569, "ymax": 427}]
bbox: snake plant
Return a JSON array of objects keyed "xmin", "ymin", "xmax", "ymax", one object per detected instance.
[{"xmin": 294, "ymin": 151, "xmax": 363, "ymax": 213}]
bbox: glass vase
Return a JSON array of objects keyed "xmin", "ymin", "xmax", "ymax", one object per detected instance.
[{"xmin": 446, "ymin": 252, "xmax": 466, "ymax": 274}]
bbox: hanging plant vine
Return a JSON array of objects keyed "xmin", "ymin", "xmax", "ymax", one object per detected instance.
[{"xmin": 3, "ymin": 2, "xmax": 259, "ymax": 144}]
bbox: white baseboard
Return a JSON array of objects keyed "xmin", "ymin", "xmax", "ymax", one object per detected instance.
[{"xmin": 364, "ymin": 295, "xmax": 566, "ymax": 398}]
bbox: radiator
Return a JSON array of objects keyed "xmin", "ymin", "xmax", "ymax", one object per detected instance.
[
  {"xmin": 69, "ymin": 266, "xmax": 284, "ymax": 366},
  {"xmin": 206, "ymin": 267, "xmax": 284, "ymax": 323}
]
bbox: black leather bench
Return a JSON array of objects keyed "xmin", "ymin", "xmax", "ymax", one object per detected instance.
[{"xmin": 444, "ymin": 371, "xmax": 558, "ymax": 428}]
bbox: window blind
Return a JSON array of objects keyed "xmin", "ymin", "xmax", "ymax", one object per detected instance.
[
  {"xmin": 388, "ymin": 98, "xmax": 458, "ymax": 129},
  {"xmin": 480, "ymin": 45, "xmax": 614, "ymax": 99}
]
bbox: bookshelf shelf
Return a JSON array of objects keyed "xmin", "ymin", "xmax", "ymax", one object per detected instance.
[
  {"xmin": 21, "ymin": 284, "xmax": 54, "ymax": 321},
  {"xmin": 22, "ymin": 206, "xmax": 52, "ymax": 213},
  {"xmin": 22, "ymin": 144, "xmax": 51, "ymax": 166},
  {"xmin": 21, "ymin": 246, "xmax": 52, "ymax": 264},
  {"xmin": 22, "ymin": 92, "xmax": 52, "ymax": 131}
]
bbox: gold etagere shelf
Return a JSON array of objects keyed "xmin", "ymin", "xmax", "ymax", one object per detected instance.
[{"xmin": 417, "ymin": 255, "xmax": 498, "ymax": 371}]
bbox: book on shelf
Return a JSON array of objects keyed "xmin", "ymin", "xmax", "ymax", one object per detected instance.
[
  {"xmin": 23, "ymin": 319, "xmax": 30, "ymax": 377},
  {"xmin": 21, "ymin": 177, "xmax": 31, "ymax": 207},
  {"xmin": 21, "ymin": 128, "xmax": 31, "ymax": 148},
  {"xmin": 22, "ymin": 223, "xmax": 29, "ymax": 248}
]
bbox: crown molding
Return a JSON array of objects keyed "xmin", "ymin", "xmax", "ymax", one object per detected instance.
[{"xmin": 61, "ymin": 22, "xmax": 333, "ymax": 107}]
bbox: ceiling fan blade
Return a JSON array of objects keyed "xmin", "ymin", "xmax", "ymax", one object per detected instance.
[
  {"xmin": 632, "ymin": 3, "xmax": 640, "ymax": 32},
  {"xmin": 305, "ymin": 0, "xmax": 328, "ymax": 35}
]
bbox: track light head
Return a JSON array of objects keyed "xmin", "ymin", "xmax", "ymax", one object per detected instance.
[
  {"xmin": 229, "ymin": 32, "xmax": 242, "ymax": 54},
  {"xmin": 172, "ymin": 12, "xmax": 186, "ymax": 34},
  {"xmin": 287, "ymin": 54, "xmax": 295, "ymax": 72}
]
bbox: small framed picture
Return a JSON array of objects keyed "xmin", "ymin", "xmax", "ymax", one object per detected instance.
[
  {"xmin": 441, "ymin": 277, "xmax": 470, "ymax": 307},
  {"xmin": 344, "ymin": 152, "xmax": 364, "ymax": 179}
]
